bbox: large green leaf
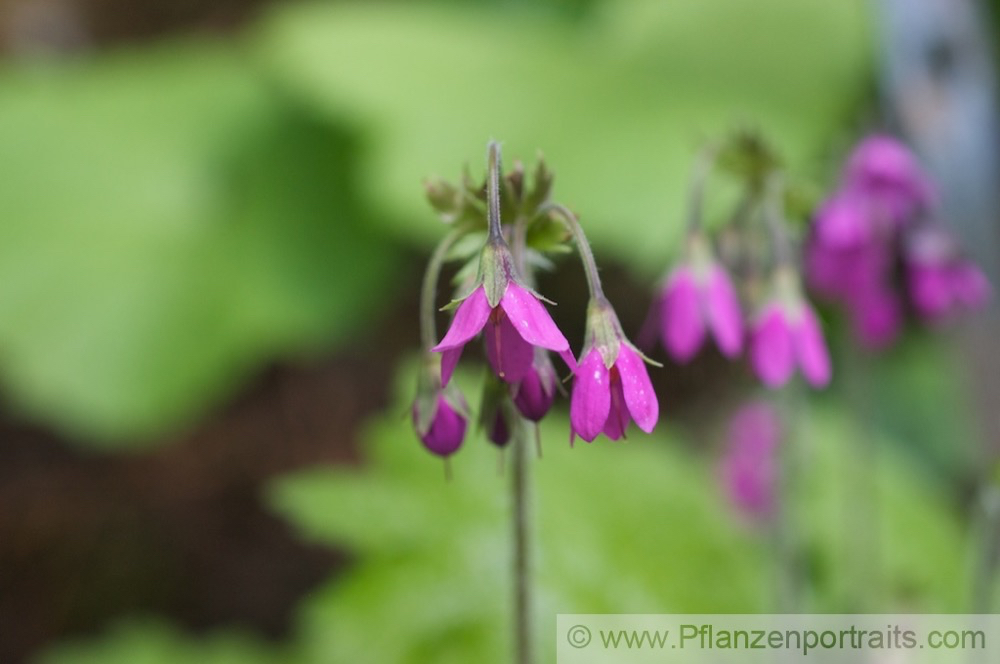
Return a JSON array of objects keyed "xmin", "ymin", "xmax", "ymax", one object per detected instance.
[
  {"xmin": 254, "ymin": 0, "xmax": 872, "ymax": 274},
  {"xmin": 0, "ymin": 43, "xmax": 395, "ymax": 443}
]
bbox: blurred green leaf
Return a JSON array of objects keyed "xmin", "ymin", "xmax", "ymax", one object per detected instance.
[
  {"xmin": 0, "ymin": 43, "xmax": 396, "ymax": 444},
  {"xmin": 254, "ymin": 0, "xmax": 872, "ymax": 275}
]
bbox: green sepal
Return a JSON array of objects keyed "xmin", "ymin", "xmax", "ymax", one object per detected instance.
[
  {"xmin": 479, "ymin": 240, "xmax": 513, "ymax": 308},
  {"xmin": 583, "ymin": 298, "xmax": 624, "ymax": 369}
]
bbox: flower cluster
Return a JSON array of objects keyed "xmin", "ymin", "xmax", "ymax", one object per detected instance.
[
  {"xmin": 646, "ymin": 134, "xmax": 832, "ymax": 389},
  {"xmin": 413, "ymin": 142, "xmax": 658, "ymax": 460},
  {"xmin": 807, "ymin": 135, "xmax": 989, "ymax": 348}
]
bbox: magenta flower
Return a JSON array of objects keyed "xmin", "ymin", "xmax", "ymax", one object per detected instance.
[
  {"xmin": 513, "ymin": 350, "xmax": 558, "ymax": 422},
  {"xmin": 412, "ymin": 391, "xmax": 467, "ymax": 458},
  {"xmin": 845, "ymin": 286, "xmax": 903, "ymax": 349},
  {"xmin": 905, "ymin": 224, "xmax": 990, "ymax": 320},
  {"xmin": 570, "ymin": 299, "xmax": 658, "ymax": 443},
  {"xmin": 812, "ymin": 191, "xmax": 873, "ymax": 249},
  {"xmin": 432, "ymin": 242, "xmax": 571, "ymax": 386},
  {"xmin": 842, "ymin": 134, "xmax": 935, "ymax": 224},
  {"xmin": 718, "ymin": 401, "xmax": 781, "ymax": 521},
  {"xmin": 659, "ymin": 262, "xmax": 743, "ymax": 363},
  {"xmin": 749, "ymin": 288, "xmax": 831, "ymax": 389}
]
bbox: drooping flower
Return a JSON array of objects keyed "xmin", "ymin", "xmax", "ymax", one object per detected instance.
[
  {"xmin": 750, "ymin": 270, "xmax": 831, "ymax": 389},
  {"xmin": 657, "ymin": 233, "xmax": 743, "ymax": 363},
  {"xmin": 412, "ymin": 356, "xmax": 468, "ymax": 457},
  {"xmin": 905, "ymin": 223, "xmax": 990, "ymax": 320},
  {"xmin": 433, "ymin": 241, "xmax": 571, "ymax": 386},
  {"xmin": 570, "ymin": 298, "xmax": 658, "ymax": 443},
  {"xmin": 718, "ymin": 401, "xmax": 781, "ymax": 521},
  {"xmin": 512, "ymin": 349, "xmax": 558, "ymax": 422},
  {"xmin": 842, "ymin": 134, "xmax": 935, "ymax": 225}
]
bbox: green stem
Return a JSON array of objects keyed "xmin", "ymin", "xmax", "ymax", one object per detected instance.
[
  {"xmin": 974, "ymin": 484, "xmax": 1000, "ymax": 612},
  {"xmin": 420, "ymin": 228, "xmax": 466, "ymax": 351},
  {"xmin": 763, "ymin": 172, "xmax": 794, "ymax": 269},
  {"xmin": 487, "ymin": 141, "xmax": 505, "ymax": 244},
  {"xmin": 512, "ymin": 414, "xmax": 533, "ymax": 664},
  {"xmin": 540, "ymin": 202, "xmax": 605, "ymax": 301},
  {"xmin": 685, "ymin": 143, "xmax": 719, "ymax": 234}
]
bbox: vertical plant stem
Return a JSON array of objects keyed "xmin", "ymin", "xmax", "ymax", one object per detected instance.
[
  {"xmin": 773, "ymin": 386, "xmax": 802, "ymax": 613},
  {"xmin": 487, "ymin": 141, "xmax": 505, "ymax": 244},
  {"xmin": 684, "ymin": 142, "xmax": 719, "ymax": 233},
  {"xmin": 512, "ymin": 415, "xmax": 533, "ymax": 664},
  {"xmin": 973, "ymin": 484, "xmax": 1000, "ymax": 613}
]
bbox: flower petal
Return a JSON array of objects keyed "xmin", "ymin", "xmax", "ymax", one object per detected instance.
[
  {"xmin": 795, "ymin": 306, "xmax": 832, "ymax": 388},
  {"xmin": 602, "ymin": 373, "xmax": 628, "ymax": 440},
  {"xmin": 432, "ymin": 286, "xmax": 491, "ymax": 352},
  {"xmin": 704, "ymin": 265, "xmax": 744, "ymax": 358},
  {"xmin": 615, "ymin": 344, "xmax": 658, "ymax": 434},
  {"xmin": 815, "ymin": 191, "xmax": 871, "ymax": 248},
  {"xmin": 440, "ymin": 347, "xmax": 463, "ymax": 387},
  {"xmin": 500, "ymin": 283, "xmax": 569, "ymax": 352},
  {"xmin": 569, "ymin": 349, "xmax": 610, "ymax": 443},
  {"xmin": 750, "ymin": 307, "xmax": 795, "ymax": 389},
  {"xmin": 416, "ymin": 396, "xmax": 466, "ymax": 457},
  {"xmin": 484, "ymin": 311, "xmax": 534, "ymax": 384},
  {"xmin": 661, "ymin": 269, "xmax": 705, "ymax": 363}
]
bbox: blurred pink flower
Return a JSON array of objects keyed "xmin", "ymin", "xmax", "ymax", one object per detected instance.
[{"xmin": 718, "ymin": 401, "xmax": 781, "ymax": 521}]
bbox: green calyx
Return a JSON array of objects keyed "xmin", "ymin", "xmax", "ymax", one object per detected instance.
[
  {"xmin": 479, "ymin": 239, "xmax": 514, "ymax": 308},
  {"xmin": 583, "ymin": 298, "xmax": 624, "ymax": 369}
]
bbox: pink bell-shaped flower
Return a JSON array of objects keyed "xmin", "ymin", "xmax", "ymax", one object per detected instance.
[{"xmin": 570, "ymin": 299, "xmax": 659, "ymax": 443}]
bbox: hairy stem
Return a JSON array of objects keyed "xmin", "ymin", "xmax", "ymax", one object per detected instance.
[
  {"xmin": 487, "ymin": 141, "xmax": 504, "ymax": 244},
  {"xmin": 420, "ymin": 228, "xmax": 466, "ymax": 351},
  {"xmin": 540, "ymin": 202, "xmax": 605, "ymax": 301}
]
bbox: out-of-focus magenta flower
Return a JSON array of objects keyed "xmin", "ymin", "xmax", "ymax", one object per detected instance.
[
  {"xmin": 718, "ymin": 401, "xmax": 781, "ymax": 521},
  {"xmin": 412, "ymin": 391, "xmax": 467, "ymax": 458},
  {"xmin": 905, "ymin": 224, "xmax": 990, "ymax": 320},
  {"xmin": 570, "ymin": 299, "xmax": 658, "ymax": 443},
  {"xmin": 846, "ymin": 287, "xmax": 903, "ymax": 349},
  {"xmin": 433, "ymin": 273, "xmax": 571, "ymax": 387},
  {"xmin": 659, "ymin": 257, "xmax": 743, "ymax": 363},
  {"xmin": 806, "ymin": 233, "xmax": 889, "ymax": 301},
  {"xmin": 842, "ymin": 134, "xmax": 935, "ymax": 225},
  {"xmin": 812, "ymin": 191, "xmax": 873, "ymax": 249},
  {"xmin": 513, "ymin": 350, "xmax": 558, "ymax": 422},
  {"xmin": 750, "ymin": 272, "xmax": 831, "ymax": 389}
]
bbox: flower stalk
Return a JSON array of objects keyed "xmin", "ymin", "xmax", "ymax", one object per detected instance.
[
  {"xmin": 540, "ymin": 202, "xmax": 605, "ymax": 302},
  {"xmin": 420, "ymin": 227, "xmax": 468, "ymax": 351}
]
